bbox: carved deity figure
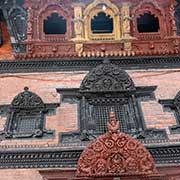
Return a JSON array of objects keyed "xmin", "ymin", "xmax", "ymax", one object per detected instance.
[
  {"xmin": 107, "ymin": 111, "xmax": 120, "ymax": 134},
  {"xmin": 122, "ymin": 6, "xmax": 131, "ymax": 37},
  {"xmin": 74, "ymin": 16, "xmax": 84, "ymax": 38}
]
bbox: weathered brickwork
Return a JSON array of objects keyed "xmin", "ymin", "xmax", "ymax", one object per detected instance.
[
  {"xmin": 0, "ymin": 0, "xmax": 179, "ymax": 179},
  {"xmin": 0, "ymin": 69, "xmax": 180, "ymax": 147},
  {"xmin": 0, "ymin": 169, "xmax": 43, "ymax": 180}
]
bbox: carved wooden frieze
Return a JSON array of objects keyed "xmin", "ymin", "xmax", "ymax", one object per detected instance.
[
  {"xmin": 2, "ymin": 0, "xmax": 178, "ymax": 58},
  {"xmin": 79, "ymin": 60, "xmax": 135, "ymax": 93}
]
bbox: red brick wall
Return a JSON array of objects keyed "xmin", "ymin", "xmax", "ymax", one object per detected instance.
[
  {"xmin": 0, "ymin": 69, "xmax": 180, "ymax": 146},
  {"xmin": 0, "ymin": 170, "xmax": 43, "ymax": 180}
]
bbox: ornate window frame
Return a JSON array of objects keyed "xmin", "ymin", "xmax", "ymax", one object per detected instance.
[
  {"xmin": 83, "ymin": 0, "xmax": 121, "ymax": 41},
  {"xmin": 159, "ymin": 91, "xmax": 180, "ymax": 134},
  {"xmin": 37, "ymin": 3, "xmax": 72, "ymax": 42},
  {"xmin": 0, "ymin": 87, "xmax": 59, "ymax": 139},
  {"xmin": 132, "ymin": 1, "xmax": 165, "ymax": 40},
  {"xmin": 58, "ymin": 61, "xmax": 167, "ymax": 143}
]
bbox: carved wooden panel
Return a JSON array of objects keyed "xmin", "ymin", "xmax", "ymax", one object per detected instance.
[{"xmin": 79, "ymin": 62, "xmax": 135, "ymax": 93}]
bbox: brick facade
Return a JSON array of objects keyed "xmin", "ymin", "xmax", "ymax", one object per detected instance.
[
  {"xmin": 0, "ymin": 0, "xmax": 180, "ymax": 179},
  {"xmin": 0, "ymin": 69, "xmax": 180, "ymax": 147}
]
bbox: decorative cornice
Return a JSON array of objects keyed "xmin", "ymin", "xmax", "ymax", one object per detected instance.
[
  {"xmin": 0, "ymin": 143, "xmax": 180, "ymax": 169},
  {"xmin": 1, "ymin": 56, "xmax": 180, "ymax": 74}
]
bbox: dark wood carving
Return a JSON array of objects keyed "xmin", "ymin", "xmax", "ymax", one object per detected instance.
[
  {"xmin": 2, "ymin": 87, "xmax": 59, "ymax": 139},
  {"xmin": 79, "ymin": 60, "xmax": 135, "ymax": 93},
  {"xmin": 76, "ymin": 112, "xmax": 161, "ymax": 179},
  {"xmin": 77, "ymin": 61, "xmax": 167, "ymax": 140},
  {"xmin": 1, "ymin": 3, "xmax": 27, "ymax": 53},
  {"xmin": 9, "ymin": 6, "xmax": 27, "ymax": 41},
  {"xmin": 159, "ymin": 90, "xmax": 180, "ymax": 134}
]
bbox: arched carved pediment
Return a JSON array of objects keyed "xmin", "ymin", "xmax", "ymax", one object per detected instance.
[
  {"xmin": 83, "ymin": 0, "xmax": 119, "ymax": 16},
  {"xmin": 79, "ymin": 61, "xmax": 135, "ymax": 93},
  {"xmin": 77, "ymin": 112, "xmax": 158, "ymax": 178},
  {"xmin": 11, "ymin": 87, "xmax": 44, "ymax": 109},
  {"xmin": 38, "ymin": 3, "xmax": 70, "ymax": 19},
  {"xmin": 132, "ymin": 0, "xmax": 164, "ymax": 16}
]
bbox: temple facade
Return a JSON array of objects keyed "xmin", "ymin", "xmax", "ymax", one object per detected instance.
[{"xmin": 0, "ymin": 0, "xmax": 180, "ymax": 179}]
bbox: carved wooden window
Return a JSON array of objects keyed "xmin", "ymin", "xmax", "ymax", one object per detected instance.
[
  {"xmin": 132, "ymin": 2, "xmax": 165, "ymax": 40},
  {"xmin": 77, "ymin": 61, "xmax": 167, "ymax": 139},
  {"xmin": 58, "ymin": 61, "xmax": 167, "ymax": 143},
  {"xmin": 159, "ymin": 91, "xmax": 180, "ymax": 134},
  {"xmin": 82, "ymin": 0, "xmax": 121, "ymax": 41},
  {"xmin": 137, "ymin": 13, "xmax": 160, "ymax": 33},
  {"xmin": 37, "ymin": 4, "xmax": 72, "ymax": 42},
  {"xmin": 3, "ymin": 87, "xmax": 59, "ymax": 139},
  {"xmin": 44, "ymin": 13, "xmax": 67, "ymax": 35},
  {"xmin": 91, "ymin": 12, "xmax": 113, "ymax": 34},
  {"xmin": 80, "ymin": 97, "xmax": 138, "ymax": 135}
]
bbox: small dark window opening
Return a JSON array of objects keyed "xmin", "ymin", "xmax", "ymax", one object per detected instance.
[
  {"xmin": 44, "ymin": 13, "xmax": 67, "ymax": 35},
  {"xmin": 137, "ymin": 13, "xmax": 160, "ymax": 33},
  {"xmin": 91, "ymin": 12, "xmax": 113, "ymax": 34}
]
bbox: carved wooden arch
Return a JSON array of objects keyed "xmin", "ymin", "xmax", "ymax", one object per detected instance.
[
  {"xmin": 5, "ymin": 87, "xmax": 46, "ymax": 139},
  {"xmin": 83, "ymin": 0, "xmax": 121, "ymax": 40},
  {"xmin": 83, "ymin": 0, "xmax": 119, "ymax": 15},
  {"xmin": 10, "ymin": 87, "xmax": 45, "ymax": 109},
  {"xmin": 79, "ymin": 61, "xmax": 135, "ymax": 93},
  {"xmin": 132, "ymin": 1, "xmax": 166, "ymax": 38},
  {"xmin": 38, "ymin": 3, "xmax": 72, "ymax": 40},
  {"xmin": 76, "ymin": 112, "xmax": 158, "ymax": 178}
]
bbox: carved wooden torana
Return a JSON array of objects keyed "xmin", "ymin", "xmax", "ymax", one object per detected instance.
[{"xmin": 76, "ymin": 112, "xmax": 162, "ymax": 179}]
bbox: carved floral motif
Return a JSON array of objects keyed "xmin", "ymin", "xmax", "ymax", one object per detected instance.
[
  {"xmin": 11, "ymin": 87, "xmax": 44, "ymax": 108},
  {"xmin": 80, "ymin": 61, "xmax": 135, "ymax": 92},
  {"xmin": 76, "ymin": 112, "xmax": 158, "ymax": 177}
]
